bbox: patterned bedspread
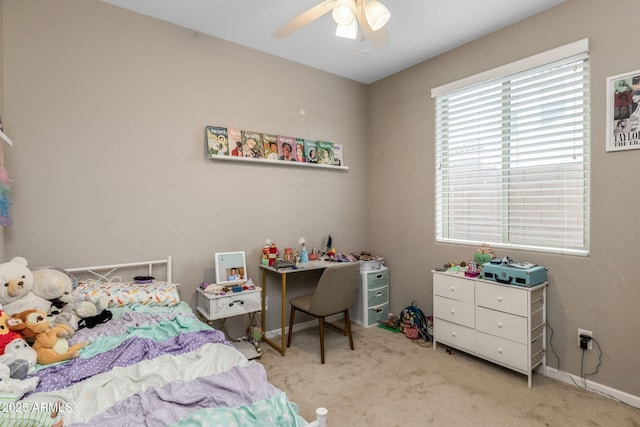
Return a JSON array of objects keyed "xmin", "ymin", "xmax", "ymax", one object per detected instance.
[{"xmin": 9, "ymin": 303, "xmax": 307, "ymax": 426}]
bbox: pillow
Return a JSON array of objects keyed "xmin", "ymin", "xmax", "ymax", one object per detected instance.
[{"xmin": 73, "ymin": 279, "xmax": 180, "ymax": 308}]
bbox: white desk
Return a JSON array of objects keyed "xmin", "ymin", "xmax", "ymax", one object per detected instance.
[{"xmin": 260, "ymin": 260, "xmax": 336, "ymax": 355}]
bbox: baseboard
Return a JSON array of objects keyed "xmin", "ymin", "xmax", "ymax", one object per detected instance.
[
  {"xmin": 264, "ymin": 314, "xmax": 343, "ymax": 339},
  {"xmin": 542, "ymin": 366, "xmax": 640, "ymax": 409}
]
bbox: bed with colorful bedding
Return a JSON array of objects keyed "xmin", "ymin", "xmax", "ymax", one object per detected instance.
[{"xmin": 2, "ymin": 257, "xmax": 327, "ymax": 427}]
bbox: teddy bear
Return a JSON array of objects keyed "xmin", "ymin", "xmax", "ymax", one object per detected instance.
[
  {"xmin": 0, "ymin": 362, "xmax": 39, "ymax": 399},
  {"xmin": 32, "ymin": 267, "xmax": 112, "ymax": 330},
  {"xmin": 0, "ymin": 309, "xmax": 37, "ymax": 379},
  {"xmin": 10, "ymin": 309, "xmax": 87, "ymax": 365},
  {"xmin": 0, "ymin": 257, "xmax": 52, "ymax": 316}
]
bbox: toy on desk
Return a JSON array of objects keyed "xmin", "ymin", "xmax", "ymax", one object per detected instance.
[
  {"xmin": 298, "ymin": 237, "xmax": 309, "ymax": 263},
  {"xmin": 261, "ymin": 244, "xmax": 270, "ymax": 266},
  {"xmin": 268, "ymin": 243, "xmax": 278, "ymax": 266},
  {"xmin": 308, "ymin": 247, "xmax": 319, "ymax": 261},
  {"xmin": 284, "ymin": 247, "xmax": 295, "ymax": 262}
]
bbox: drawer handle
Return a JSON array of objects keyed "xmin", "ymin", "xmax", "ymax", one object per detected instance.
[
  {"xmin": 498, "ymin": 348, "xmax": 503, "ymax": 354},
  {"xmin": 375, "ymin": 290, "xmax": 383, "ymax": 297},
  {"xmin": 451, "ymin": 332, "xmax": 456, "ymax": 337},
  {"xmin": 497, "ymin": 296, "xmax": 503, "ymax": 302},
  {"xmin": 450, "ymin": 286, "xmax": 455, "ymax": 291},
  {"xmin": 376, "ymin": 274, "xmax": 383, "ymax": 279},
  {"xmin": 373, "ymin": 308, "xmax": 384, "ymax": 314},
  {"xmin": 228, "ymin": 300, "xmax": 245, "ymax": 307},
  {"xmin": 497, "ymin": 322, "xmax": 503, "ymax": 328},
  {"xmin": 450, "ymin": 309, "xmax": 455, "ymax": 314}
]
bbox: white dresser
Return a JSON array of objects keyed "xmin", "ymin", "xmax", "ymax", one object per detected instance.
[
  {"xmin": 432, "ymin": 271, "xmax": 546, "ymax": 387},
  {"xmin": 352, "ymin": 266, "xmax": 389, "ymax": 327}
]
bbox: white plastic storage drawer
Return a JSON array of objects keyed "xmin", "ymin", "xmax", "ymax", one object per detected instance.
[
  {"xmin": 365, "ymin": 269, "xmax": 389, "ymax": 291},
  {"xmin": 366, "ymin": 303, "xmax": 389, "ymax": 327},
  {"xmin": 196, "ymin": 288, "xmax": 261, "ymax": 321},
  {"xmin": 367, "ymin": 286, "xmax": 389, "ymax": 307}
]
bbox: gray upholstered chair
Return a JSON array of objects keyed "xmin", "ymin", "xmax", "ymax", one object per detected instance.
[{"xmin": 286, "ymin": 262, "xmax": 360, "ymax": 363}]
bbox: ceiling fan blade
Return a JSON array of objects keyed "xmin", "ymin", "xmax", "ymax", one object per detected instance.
[
  {"xmin": 355, "ymin": 1, "xmax": 388, "ymax": 47},
  {"xmin": 274, "ymin": 1, "xmax": 336, "ymax": 38}
]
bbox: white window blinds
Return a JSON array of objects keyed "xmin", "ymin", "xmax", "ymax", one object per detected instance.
[{"xmin": 433, "ymin": 44, "xmax": 590, "ymax": 255}]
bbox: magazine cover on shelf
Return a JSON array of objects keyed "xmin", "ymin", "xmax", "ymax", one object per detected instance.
[
  {"xmin": 295, "ymin": 138, "xmax": 306, "ymax": 162},
  {"xmin": 277, "ymin": 135, "xmax": 296, "ymax": 161},
  {"xmin": 263, "ymin": 134, "xmax": 279, "ymax": 160},
  {"xmin": 304, "ymin": 140, "xmax": 318, "ymax": 163},
  {"xmin": 317, "ymin": 141, "xmax": 334, "ymax": 165},
  {"xmin": 206, "ymin": 126, "xmax": 229, "ymax": 157},
  {"xmin": 332, "ymin": 144, "xmax": 344, "ymax": 166},
  {"xmin": 228, "ymin": 128, "xmax": 243, "ymax": 157},
  {"xmin": 606, "ymin": 69, "xmax": 640, "ymax": 152},
  {"xmin": 242, "ymin": 130, "xmax": 263, "ymax": 158}
]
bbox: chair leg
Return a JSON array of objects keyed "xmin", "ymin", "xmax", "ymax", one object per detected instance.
[
  {"xmin": 345, "ymin": 310, "xmax": 354, "ymax": 350},
  {"xmin": 319, "ymin": 316, "xmax": 325, "ymax": 364},
  {"xmin": 287, "ymin": 306, "xmax": 296, "ymax": 348}
]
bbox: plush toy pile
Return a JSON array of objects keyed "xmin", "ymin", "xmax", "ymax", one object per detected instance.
[{"xmin": 0, "ymin": 256, "xmax": 113, "ymax": 409}]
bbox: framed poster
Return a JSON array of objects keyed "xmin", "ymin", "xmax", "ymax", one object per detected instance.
[{"xmin": 606, "ymin": 69, "xmax": 640, "ymax": 152}]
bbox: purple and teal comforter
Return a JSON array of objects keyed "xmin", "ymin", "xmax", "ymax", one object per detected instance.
[{"xmin": 19, "ymin": 303, "xmax": 307, "ymax": 426}]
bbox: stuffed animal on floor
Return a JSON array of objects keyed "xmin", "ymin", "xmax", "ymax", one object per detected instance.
[
  {"xmin": 0, "ymin": 362, "xmax": 39, "ymax": 399},
  {"xmin": 32, "ymin": 267, "xmax": 112, "ymax": 330},
  {"xmin": 0, "ymin": 309, "xmax": 37, "ymax": 379},
  {"xmin": 0, "ymin": 257, "xmax": 52, "ymax": 315},
  {"xmin": 10, "ymin": 309, "xmax": 87, "ymax": 365}
]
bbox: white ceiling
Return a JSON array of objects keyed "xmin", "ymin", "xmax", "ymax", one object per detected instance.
[{"xmin": 101, "ymin": 0, "xmax": 566, "ymax": 85}]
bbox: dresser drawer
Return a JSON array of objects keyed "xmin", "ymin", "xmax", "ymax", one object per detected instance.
[
  {"xmin": 476, "ymin": 307, "xmax": 527, "ymax": 344},
  {"xmin": 367, "ymin": 285, "xmax": 389, "ymax": 307},
  {"xmin": 476, "ymin": 281, "xmax": 528, "ymax": 316},
  {"xmin": 363, "ymin": 269, "xmax": 389, "ymax": 291},
  {"xmin": 197, "ymin": 288, "xmax": 261, "ymax": 321},
  {"xmin": 434, "ymin": 318, "xmax": 475, "ymax": 353},
  {"xmin": 476, "ymin": 332, "xmax": 528, "ymax": 371},
  {"xmin": 433, "ymin": 274, "xmax": 474, "ymax": 303},
  {"xmin": 434, "ymin": 295, "xmax": 475, "ymax": 328}
]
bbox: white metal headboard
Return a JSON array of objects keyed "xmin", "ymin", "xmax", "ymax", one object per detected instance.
[{"xmin": 65, "ymin": 256, "xmax": 173, "ymax": 283}]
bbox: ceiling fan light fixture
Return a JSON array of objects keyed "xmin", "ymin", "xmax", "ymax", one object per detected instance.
[
  {"xmin": 365, "ymin": 0, "xmax": 391, "ymax": 31},
  {"xmin": 335, "ymin": 20, "xmax": 358, "ymax": 40},
  {"xmin": 332, "ymin": 0, "xmax": 356, "ymax": 26}
]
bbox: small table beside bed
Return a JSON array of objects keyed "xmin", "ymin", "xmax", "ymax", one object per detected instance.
[{"xmin": 3, "ymin": 256, "xmax": 327, "ymax": 427}]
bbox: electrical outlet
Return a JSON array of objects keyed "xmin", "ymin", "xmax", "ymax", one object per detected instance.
[{"xmin": 578, "ymin": 328, "xmax": 593, "ymax": 350}]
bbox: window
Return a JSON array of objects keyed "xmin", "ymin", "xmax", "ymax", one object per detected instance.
[{"xmin": 432, "ymin": 40, "xmax": 590, "ymax": 255}]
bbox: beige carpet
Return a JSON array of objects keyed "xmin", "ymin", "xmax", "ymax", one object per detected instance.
[{"xmin": 258, "ymin": 323, "xmax": 640, "ymax": 426}]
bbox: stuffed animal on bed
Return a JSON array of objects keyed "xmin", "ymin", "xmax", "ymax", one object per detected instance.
[
  {"xmin": 32, "ymin": 267, "xmax": 112, "ymax": 330},
  {"xmin": 0, "ymin": 362, "xmax": 39, "ymax": 399},
  {"xmin": 0, "ymin": 257, "xmax": 52, "ymax": 316},
  {"xmin": 0, "ymin": 309, "xmax": 37, "ymax": 379},
  {"xmin": 10, "ymin": 309, "xmax": 87, "ymax": 365}
]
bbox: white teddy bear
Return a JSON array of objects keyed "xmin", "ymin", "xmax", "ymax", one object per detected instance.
[
  {"xmin": 0, "ymin": 257, "xmax": 52, "ymax": 316},
  {"xmin": 32, "ymin": 267, "xmax": 108, "ymax": 330},
  {"xmin": 0, "ymin": 363, "xmax": 39, "ymax": 399}
]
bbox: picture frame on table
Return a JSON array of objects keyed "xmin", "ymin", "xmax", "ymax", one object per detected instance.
[{"xmin": 606, "ymin": 69, "xmax": 640, "ymax": 152}]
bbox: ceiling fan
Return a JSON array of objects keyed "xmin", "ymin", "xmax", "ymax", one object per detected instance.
[{"xmin": 273, "ymin": 0, "xmax": 391, "ymax": 46}]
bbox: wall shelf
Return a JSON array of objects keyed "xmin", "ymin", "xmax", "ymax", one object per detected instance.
[{"xmin": 209, "ymin": 155, "xmax": 349, "ymax": 171}]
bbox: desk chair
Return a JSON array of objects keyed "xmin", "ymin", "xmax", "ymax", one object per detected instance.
[{"xmin": 287, "ymin": 262, "xmax": 360, "ymax": 363}]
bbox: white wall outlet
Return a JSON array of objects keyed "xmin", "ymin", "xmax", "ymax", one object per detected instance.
[{"xmin": 578, "ymin": 328, "xmax": 593, "ymax": 350}]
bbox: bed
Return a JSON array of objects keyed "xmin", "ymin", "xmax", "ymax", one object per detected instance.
[{"xmin": 3, "ymin": 256, "xmax": 328, "ymax": 427}]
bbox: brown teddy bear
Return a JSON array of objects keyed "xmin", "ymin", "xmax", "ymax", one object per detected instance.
[{"xmin": 10, "ymin": 309, "xmax": 87, "ymax": 365}]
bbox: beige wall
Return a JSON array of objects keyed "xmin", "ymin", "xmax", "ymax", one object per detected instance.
[
  {"xmin": 368, "ymin": 0, "xmax": 639, "ymax": 398},
  {"xmin": 3, "ymin": 0, "xmax": 639, "ymax": 401},
  {"xmin": 2, "ymin": 0, "xmax": 368, "ymax": 332}
]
